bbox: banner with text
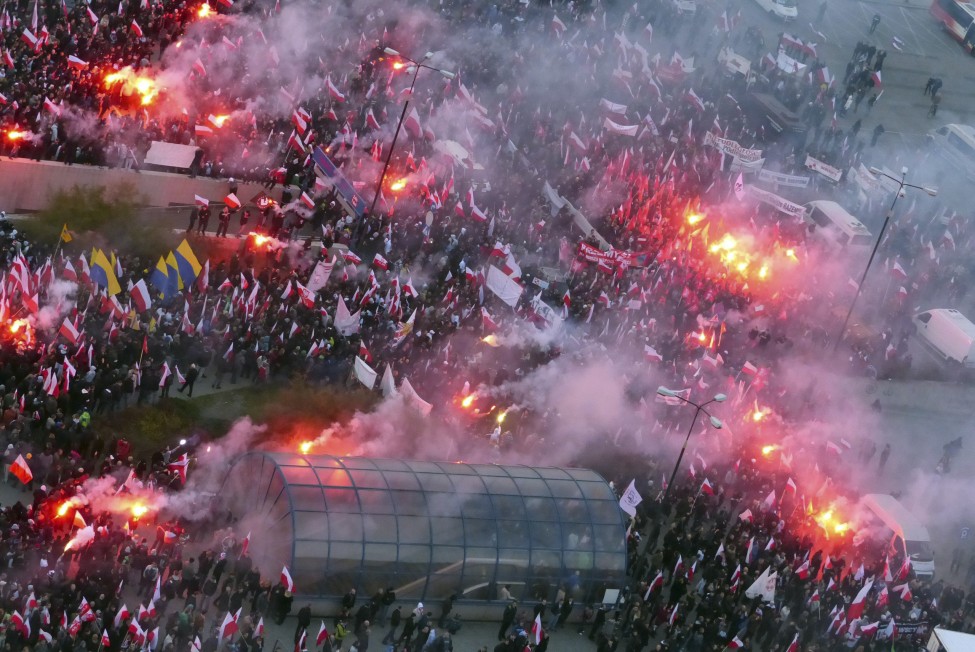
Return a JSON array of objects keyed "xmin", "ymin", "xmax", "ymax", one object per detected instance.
[
  {"xmin": 705, "ymin": 132, "xmax": 764, "ymax": 163},
  {"xmin": 758, "ymin": 168, "xmax": 810, "ymax": 188},
  {"xmin": 746, "ymin": 185, "xmax": 806, "ymax": 217},
  {"xmin": 804, "ymin": 155, "xmax": 843, "ymax": 182}
]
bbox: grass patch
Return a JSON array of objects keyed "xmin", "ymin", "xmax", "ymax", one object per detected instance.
[
  {"xmin": 92, "ymin": 397, "xmax": 222, "ymax": 458},
  {"xmin": 21, "ymin": 183, "xmax": 178, "ymax": 259},
  {"xmin": 92, "ymin": 380, "xmax": 379, "ymax": 457}
]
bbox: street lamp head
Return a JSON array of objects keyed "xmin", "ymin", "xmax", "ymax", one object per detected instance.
[
  {"xmin": 383, "ymin": 47, "xmax": 400, "ymax": 56},
  {"xmin": 656, "ymin": 386, "xmax": 677, "ymax": 398},
  {"xmin": 422, "ymin": 51, "xmax": 434, "ymax": 61},
  {"xmin": 439, "ymin": 69, "xmax": 456, "ymax": 80},
  {"xmin": 712, "ymin": 393, "xmax": 727, "ymax": 403},
  {"xmin": 709, "ymin": 416, "xmax": 723, "ymax": 429},
  {"xmin": 868, "ymin": 166, "xmax": 881, "ymax": 175},
  {"xmin": 924, "ymin": 187, "xmax": 939, "ymax": 197},
  {"xmin": 901, "ymin": 166, "xmax": 909, "ymax": 175}
]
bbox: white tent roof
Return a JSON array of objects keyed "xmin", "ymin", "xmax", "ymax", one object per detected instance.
[{"xmin": 932, "ymin": 627, "xmax": 975, "ymax": 652}]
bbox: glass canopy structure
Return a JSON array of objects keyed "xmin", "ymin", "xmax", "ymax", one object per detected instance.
[{"xmin": 219, "ymin": 452, "xmax": 627, "ymax": 603}]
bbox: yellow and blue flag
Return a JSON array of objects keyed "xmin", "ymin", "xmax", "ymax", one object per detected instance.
[
  {"xmin": 174, "ymin": 239, "xmax": 202, "ymax": 287},
  {"xmin": 90, "ymin": 249, "xmax": 121, "ymax": 296},
  {"xmin": 149, "ymin": 256, "xmax": 169, "ymax": 295},
  {"xmin": 166, "ymin": 252, "xmax": 182, "ymax": 296}
]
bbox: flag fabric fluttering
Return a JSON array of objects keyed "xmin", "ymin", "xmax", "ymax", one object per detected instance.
[{"xmin": 618, "ymin": 479, "xmax": 643, "ymax": 517}]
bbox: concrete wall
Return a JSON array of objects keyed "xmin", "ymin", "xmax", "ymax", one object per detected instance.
[{"xmin": 0, "ymin": 158, "xmax": 276, "ymax": 212}]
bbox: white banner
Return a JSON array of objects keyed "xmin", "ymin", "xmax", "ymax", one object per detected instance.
[
  {"xmin": 353, "ymin": 356, "xmax": 377, "ymax": 389},
  {"xmin": 704, "ymin": 132, "xmax": 763, "ymax": 162},
  {"xmin": 746, "ymin": 185, "xmax": 806, "ymax": 217},
  {"xmin": 603, "ymin": 117, "xmax": 639, "ymax": 137},
  {"xmin": 305, "ymin": 258, "xmax": 335, "ymax": 293},
  {"xmin": 776, "ymin": 50, "xmax": 806, "ymax": 75},
  {"xmin": 758, "ymin": 169, "xmax": 810, "ymax": 188},
  {"xmin": 804, "ymin": 155, "xmax": 843, "ymax": 182},
  {"xmin": 143, "ymin": 141, "xmax": 199, "ymax": 168},
  {"xmin": 730, "ymin": 157, "xmax": 766, "ymax": 173},
  {"xmin": 486, "ymin": 265, "xmax": 524, "ymax": 307}
]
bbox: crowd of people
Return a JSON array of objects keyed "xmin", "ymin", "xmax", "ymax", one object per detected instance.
[{"xmin": 0, "ymin": 0, "xmax": 973, "ymax": 650}]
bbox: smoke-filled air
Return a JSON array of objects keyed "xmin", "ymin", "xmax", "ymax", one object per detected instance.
[{"xmin": 1, "ymin": 0, "xmax": 974, "ymax": 646}]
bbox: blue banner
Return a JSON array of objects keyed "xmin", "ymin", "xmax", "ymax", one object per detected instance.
[{"xmin": 312, "ymin": 147, "xmax": 367, "ymax": 217}]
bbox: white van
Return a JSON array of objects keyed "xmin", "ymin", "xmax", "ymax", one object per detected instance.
[
  {"xmin": 803, "ymin": 200, "xmax": 873, "ymax": 249},
  {"xmin": 914, "ymin": 308, "xmax": 975, "ymax": 367},
  {"xmin": 860, "ymin": 494, "xmax": 936, "ymax": 579},
  {"xmin": 753, "ymin": 0, "xmax": 798, "ymax": 20},
  {"xmin": 927, "ymin": 124, "xmax": 975, "ymax": 180}
]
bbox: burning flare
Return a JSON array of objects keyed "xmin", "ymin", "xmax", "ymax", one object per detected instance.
[
  {"xmin": 6, "ymin": 131, "xmax": 27, "ymax": 141},
  {"xmin": 299, "ymin": 441, "xmax": 313, "ymax": 454},
  {"xmin": 496, "ymin": 409, "xmax": 509, "ymax": 424},
  {"xmin": 481, "ymin": 334, "xmax": 500, "ymax": 347},
  {"xmin": 761, "ymin": 444, "xmax": 778, "ymax": 457},
  {"xmin": 815, "ymin": 509, "xmax": 852, "ymax": 536},
  {"xmin": 9, "ymin": 319, "xmax": 28, "ymax": 333},
  {"xmin": 104, "ymin": 67, "xmax": 159, "ymax": 106},
  {"xmin": 197, "ymin": 3, "xmax": 211, "ymax": 17},
  {"xmin": 461, "ymin": 394, "xmax": 475, "ymax": 409},
  {"xmin": 752, "ymin": 407, "xmax": 771, "ymax": 422},
  {"xmin": 211, "ymin": 114, "xmax": 230, "ymax": 127},
  {"xmin": 131, "ymin": 504, "xmax": 148, "ymax": 518},
  {"xmin": 389, "ymin": 179, "xmax": 407, "ymax": 192}
]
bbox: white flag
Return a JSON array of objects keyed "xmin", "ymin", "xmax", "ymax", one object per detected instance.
[
  {"xmin": 744, "ymin": 567, "xmax": 778, "ymax": 602},
  {"xmin": 401, "ymin": 378, "xmax": 433, "ymax": 416},
  {"xmin": 734, "ymin": 172, "xmax": 745, "ymax": 201},
  {"xmin": 353, "ymin": 356, "xmax": 377, "ymax": 389},
  {"xmin": 380, "ymin": 364, "xmax": 397, "ymax": 398},
  {"xmin": 619, "ymin": 479, "xmax": 643, "ymax": 517}
]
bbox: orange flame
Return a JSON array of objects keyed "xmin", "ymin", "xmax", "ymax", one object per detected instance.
[
  {"xmin": 752, "ymin": 407, "xmax": 771, "ymax": 422},
  {"xmin": 131, "ymin": 504, "xmax": 148, "ymax": 518},
  {"xmin": 687, "ymin": 213, "xmax": 704, "ymax": 225},
  {"xmin": 250, "ymin": 233, "xmax": 271, "ymax": 247},
  {"xmin": 390, "ymin": 178, "xmax": 407, "ymax": 192},
  {"xmin": 461, "ymin": 394, "xmax": 475, "ymax": 408},
  {"xmin": 6, "ymin": 131, "xmax": 26, "ymax": 141},
  {"xmin": 392, "ymin": 61, "xmax": 405, "ymax": 70},
  {"xmin": 104, "ymin": 67, "xmax": 158, "ymax": 105},
  {"xmin": 496, "ymin": 409, "xmax": 509, "ymax": 424},
  {"xmin": 211, "ymin": 114, "xmax": 230, "ymax": 127},
  {"xmin": 57, "ymin": 502, "xmax": 71, "ymax": 517},
  {"xmin": 761, "ymin": 444, "xmax": 777, "ymax": 457},
  {"xmin": 481, "ymin": 334, "xmax": 500, "ymax": 347},
  {"xmin": 299, "ymin": 441, "xmax": 313, "ymax": 454},
  {"xmin": 197, "ymin": 3, "xmax": 211, "ymax": 17},
  {"xmin": 9, "ymin": 319, "xmax": 28, "ymax": 333}
]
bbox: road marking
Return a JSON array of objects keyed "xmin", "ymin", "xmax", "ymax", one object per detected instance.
[{"xmin": 898, "ymin": 6, "xmax": 927, "ymax": 55}]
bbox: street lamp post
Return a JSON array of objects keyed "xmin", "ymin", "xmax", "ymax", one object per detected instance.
[
  {"xmin": 833, "ymin": 167, "xmax": 938, "ymax": 351},
  {"xmin": 364, "ymin": 48, "xmax": 455, "ymax": 223},
  {"xmin": 657, "ymin": 387, "xmax": 726, "ymax": 503}
]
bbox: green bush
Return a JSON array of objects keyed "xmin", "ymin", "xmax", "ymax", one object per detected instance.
[{"xmin": 22, "ymin": 183, "xmax": 177, "ymax": 259}]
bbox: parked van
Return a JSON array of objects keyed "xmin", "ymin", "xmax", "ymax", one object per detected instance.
[
  {"xmin": 913, "ymin": 308, "xmax": 975, "ymax": 367},
  {"xmin": 860, "ymin": 493, "xmax": 936, "ymax": 579},
  {"xmin": 927, "ymin": 124, "xmax": 975, "ymax": 180},
  {"xmin": 803, "ymin": 200, "xmax": 873, "ymax": 248}
]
